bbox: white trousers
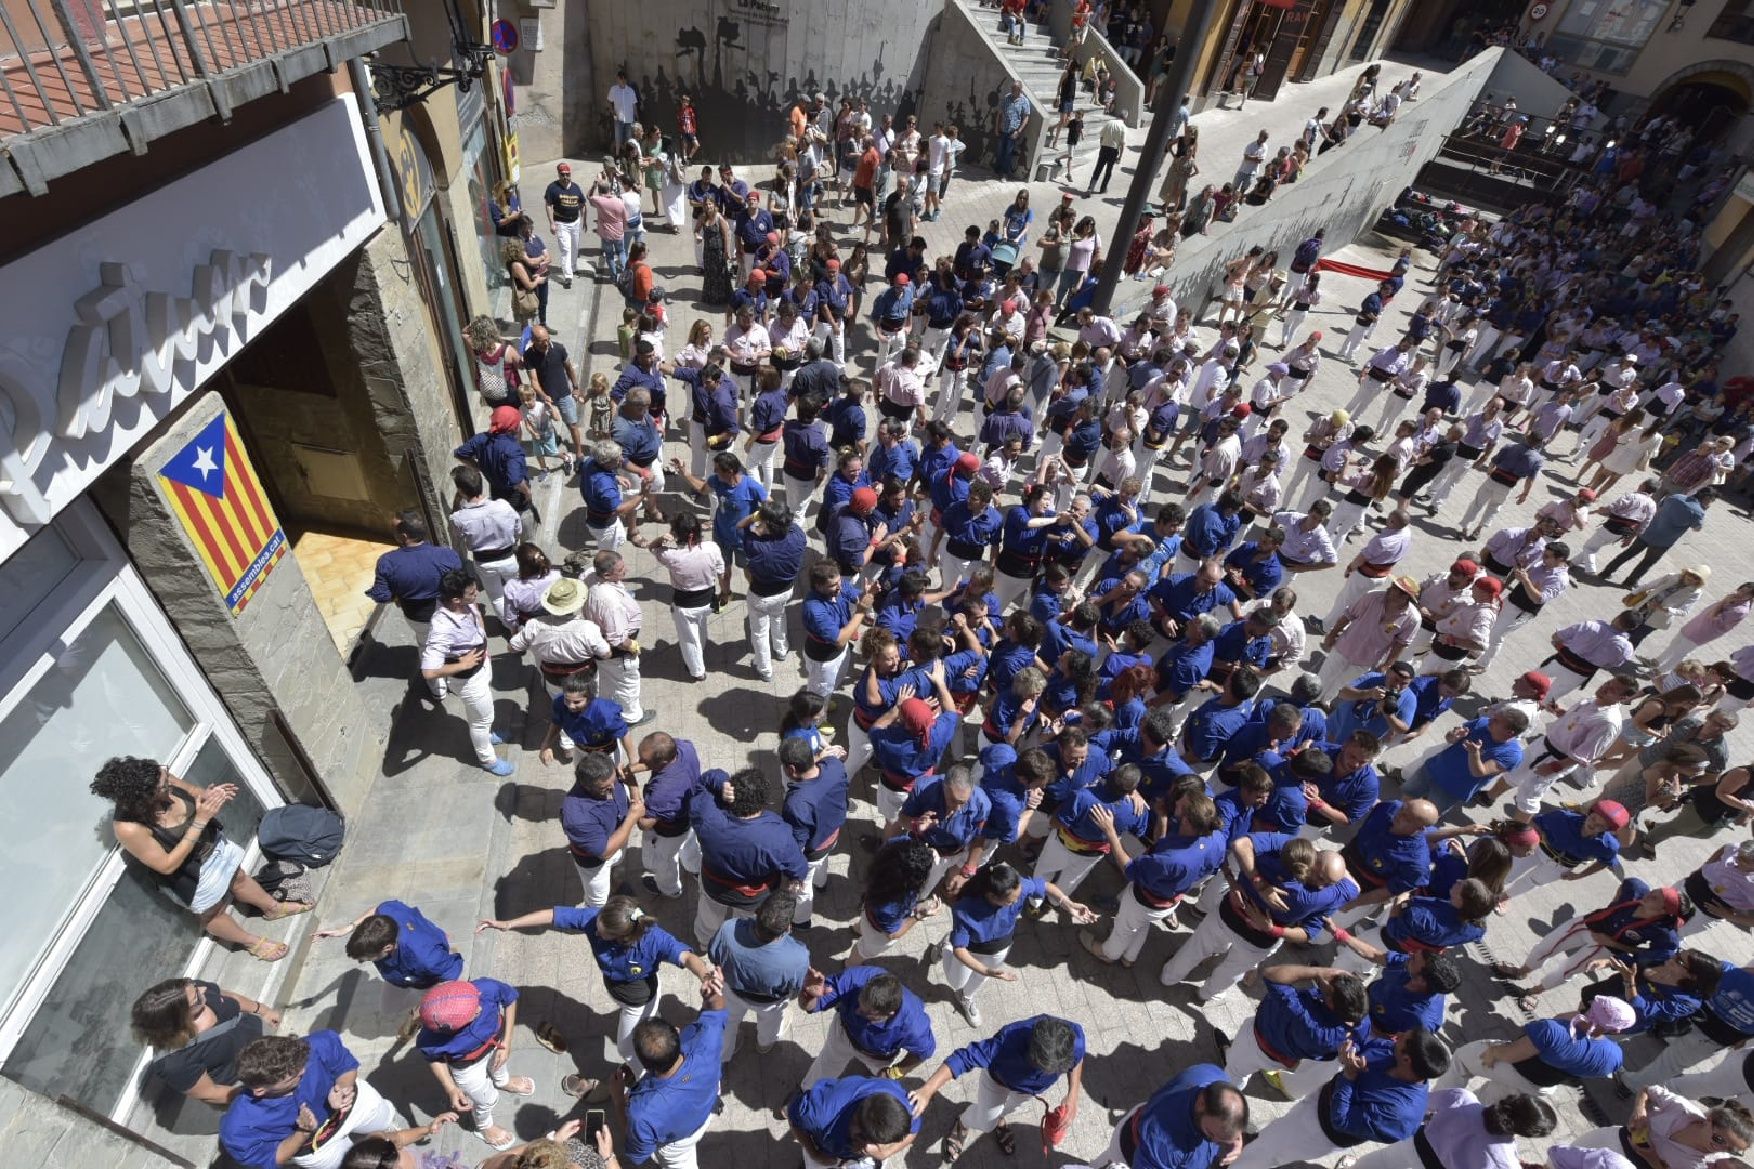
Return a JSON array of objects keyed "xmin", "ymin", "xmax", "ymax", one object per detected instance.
[
  {"xmin": 1327, "ymin": 498, "xmax": 1372, "ymax": 549},
  {"xmin": 1620, "ymin": 1028, "xmax": 1724, "ymax": 1090},
  {"xmin": 720, "ymin": 985, "xmax": 791, "ymax": 1060},
  {"xmin": 1499, "ymin": 847, "xmax": 1570, "ymax": 901},
  {"xmin": 589, "ymin": 518, "xmax": 628, "ymax": 552},
  {"xmin": 783, "ymin": 474, "xmax": 820, "ymax": 525},
  {"xmin": 939, "ymin": 550, "xmax": 976, "ymax": 596},
  {"xmin": 853, "ymin": 913, "xmax": 899, "ymax": 962},
  {"xmin": 748, "ymin": 439, "xmax": 780, "ymax": 490},
  {"xmin": 1457, "ymin": 477, "xmax": 1514, "ymax": 536},
  {"xmin": 1471, "ymin": 603, "xmax": 1535, "ymax": 672},
  {"xmin": 555, "ymin": 219, "xmax": 583, "ymax": 275},
  {"xmin": 1574, "ymin": 525, "xmax": 1624, "ymax": 576},
  {"xmin": 1656, "ymin": 629, "xmax": 1709, "ymax": 673},
  {"xmin": 994, "ymin": 568, "xmax": 1033, "ymax": 614},
  {"xmin": 672, "ymin": 602, "xmax": 711, "ymax": 679},
  {"xmin": 846, "ymin": 718, "xmax": 875, "ymax": 782},
  {"xmin": 616, "ymin": 994, "xmax": 662, "ymax": 1075},
  {"xmin": 796, "ymin": 850, "xmax": 831, "ymax": 922},
  {"xmin": 1521, "ymin": 920, "xmax": 1607, "ymax": 991},
  {"xmin": 1673, "ymin": 1051, "xmax": 1750, "ymax": 1100},
  {"xmin": 473, "ymin": 553, "xmax": 520, "ymax": 623},
  {"xmin": 1033, "ymin": 832, "xmax": 1105, "ymax": 899},
  {"xmin": 802, "ymin": 1019, "xmax": 892, "ymax": 1087},
  {"xmin": 936, "ymin": 366, "xmax": 968, "ymax": 423},
  {"xmin": 451, "ymin": 1055, "xmax": 510, "ymax": 1130},
  {"xmin": 941, "ymin": 939, "xmax": 1010, "ymax": 1002},
  {"xmin": 1228, "ymin": 1091, "xmax": 1340, "ymax": 1169},
  {"xmin": 1347, "ymin": 1136, "xmax": 1423, "ymax": 1169},
  {"xmin": 1157, "ymin": 910, "xmax": 1279, "ymax": 1001},
  {"xmin": 451, "ymin": 666, "xmax": 497, "ymax": 766},
  {"xmin": 652, "ymin": 1115, "xmax": 711, "ymax": 1169},
  {"xmin": 1317, "ymin": 647, "xmax": 1373, "ymax": 703},
  {"xmin": 599, "ymin": 655, "xmax": 645, "ymax": 722},
  {"xmin": 1338, "ymin": 321, "xmax": 1375, "ymax": 359},
  {"xmin": 1279, "ymin": 310, "xmax": 1309, "ymax": 349},
  {"xmin": 960, "ymin": 1068, "xmax": 1035, "ymax": 1133},
  {"xmin": 805, "ymin": 647, "xmax": 852, "ymax": 699},
  {"xmin": 693, "ymin": 894, "xmax": 756, "ymax": 950},
  {"xmin": 575, "ymin": 848, "xmax": 624, "ymax": 908},
  {"xmin": 746, "ymin": 588, "xmax": 792, "ymax": 681},
  {"xmin": 643, "ymin": 830, "xmax": 698, "ymax": 898},
  {"xmin": 1101, "ymin": 888, "xmax": 1179, "ymax": 963},
  {"xmin": 1543, "ymin": 661, "xmax": 1594, "ymax": 704},
  {"xmin": 1430, "ymin": 1038, "xmax": 1551, "ymax": 1103},
  {"xmin": 291, "ymin": 1080, "xmax": 397, "ymax": 1169},
  {"xmin": 1424, "ymin": 456, "xmax": 1475, "ymax": 511},
  {"xmin": 1468, "ymin": 323, "xmax": 1502, "ymax": 370}
]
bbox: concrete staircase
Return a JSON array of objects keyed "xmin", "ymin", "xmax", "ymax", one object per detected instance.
[{"xmin": 964, "ymin": 2, "xmax": 1125, "ymax": 184}]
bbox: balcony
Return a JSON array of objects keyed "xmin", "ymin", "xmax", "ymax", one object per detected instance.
[
  {"xmin": 1707, "ymin": 10, "xmax": 1754, "ymax": 44},
  {"xmin": 1, "ymin": 0, "xmax": 406, "ymax": 194}
]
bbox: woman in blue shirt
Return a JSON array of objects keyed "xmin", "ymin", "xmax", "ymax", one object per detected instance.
[
  {"xmin": 851, "ymin": 837, "xmax": 939, "ymax": 965},
  {"xmin": 1432, "ymin": 995, "xmax": 1635, "ymax": 1100},
  {"xmin": 940, "ymin": 863, "xmax": 1094, "ymax": 1026},
  {"xmin": 1001, "ymin": 190, "xmax": 1033, "ymax": 248},
  {"xmin": 478, "ymin": 896, "xmax": 713, "ymax": 1080},
  {"xmin": 995, "ymin": 484, "xmax": 1065, "ymax": 611}
]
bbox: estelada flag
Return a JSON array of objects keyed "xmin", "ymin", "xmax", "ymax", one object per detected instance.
[{"xmin": 158, "ymin": 410, "xmax": 287, "ymax": 616}]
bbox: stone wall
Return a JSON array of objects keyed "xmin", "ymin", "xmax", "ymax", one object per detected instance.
[
  {"xmin": 0, "ymin": 1079, "xmax": 183, "ymax": 1169},
  {"xmin": 1118, "ymin": 48, "xmax": 1500, "ymax": 322},
  {"xmin": 915, "ymin": 0, "xmax": 1049, "ymax": 180},
  {"xmin": 92, "ymin": 392, "xmax": 384, "ymax": 813}
]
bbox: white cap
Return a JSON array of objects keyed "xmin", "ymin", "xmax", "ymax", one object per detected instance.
[{"xmin": 1622, "ymin": 353, "xmax": 1639, "ymax": 364}]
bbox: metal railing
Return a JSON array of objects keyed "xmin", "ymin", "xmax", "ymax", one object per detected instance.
[{"xmin": 0, "ymin": 0, "xmax": 402, "ymax": 137}]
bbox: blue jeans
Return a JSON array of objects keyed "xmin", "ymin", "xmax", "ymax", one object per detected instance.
[
  {"xmin": 614, "ymin": 120, "xmax": 635, "ymax": 151},
  {"xmin": 996, "ymin": 131, "xmax": 1019, "ymax": 178},
  {"xmin": 601, "ymin": 236, "xmax": 627, "ymax": 280},
  {"xmin": 1054, "ymin": 267, "xmax": 1084, "ymax": 306},
  {"xmin": 1398, "ymin": 764, "xmax": 1463, "ymax": 815}
]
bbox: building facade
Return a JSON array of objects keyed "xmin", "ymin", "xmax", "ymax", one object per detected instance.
[{"xmin": 0, "ymin": 0, "xmax": 518, "ymax": 1154}]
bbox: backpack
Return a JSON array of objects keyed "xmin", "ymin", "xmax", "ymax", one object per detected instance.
[{"xmin": 257, "ymin": 805, "xmax": 346, "ymax": 868}]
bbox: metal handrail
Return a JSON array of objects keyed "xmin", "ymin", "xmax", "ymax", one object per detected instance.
[{"xmin": 0, "ymin": 0, "xmax": 403, "ymax": 138}]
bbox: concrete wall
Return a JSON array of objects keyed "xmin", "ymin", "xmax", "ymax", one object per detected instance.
[
  {"xmin": 1123, "ymin": 47, "xmax": 1498, "ymax": 319},
  {"xmin": 1482, "ymin": 43, "xmax": 1581, "ymax": 119},
  {"xmin": 502, "ymin": 0, "xmax": 594, "ymax": 166},
  {"xmin": 916, "ymin": 0, "xmax": 1049, "ymax": 179},
  {"xmin": 92, "ymin": 392, "xmax": 384, "ymax": 813},
  {"xmin": 0, "ymin": 1079, "xmax": 182, "ymax": 1169}
]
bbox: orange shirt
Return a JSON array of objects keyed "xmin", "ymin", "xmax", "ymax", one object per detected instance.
[
  {"xmin": 853, "ymin": 148, "xmax": 880, "ymax": 188},
  {"xmin": 789, "ymin": 105, "xmax": 808, "ymax": 140}
]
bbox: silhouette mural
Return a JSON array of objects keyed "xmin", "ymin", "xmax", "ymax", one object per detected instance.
[{"xmin": 588, "ymin": 0, "xmax": 938, "ymax": 160}]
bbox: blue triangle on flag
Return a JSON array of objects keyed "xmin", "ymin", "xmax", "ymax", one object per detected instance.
[{"xmin": 160, "ymin": 412, "xmax": 230, "ymax": 500}]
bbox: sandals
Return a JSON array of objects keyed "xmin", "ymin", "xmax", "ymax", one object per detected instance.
[
  {"xmin": 992, "ymin": 1123, "xmax": 1017, "ymax": 1157},
  {"xmin": 476, "ymin": 1126, "xmax": 517, "ymax": 1151},
  {"xmin": 941, "ymin": 1123, "xmax": 969, "ymax": 1162},
  {"xmin": 1516, "ymin": 993, "xmax": 1543, "ymax": 1013},
  {"xmin": 535, "ymin": 1021, "xmax": 569, "ymax": 1054},
  {"xmin": 502, "ymin": 1076, "xmax": 536, "ymax": 1095},
  {"xmin": 562, "ymin": 1074, "xmax": 606, "ymax": 1101},
  {"xmin": 247, "ymin": 938, "xmax": 289, "ymax": 962},
  {"xmin": 1489, "ymin": 962, "xmax": 1523, "ymax": 981},
  {"xmin": 263, "ymin": 901, "xmax": 314, "ymax": 922}
]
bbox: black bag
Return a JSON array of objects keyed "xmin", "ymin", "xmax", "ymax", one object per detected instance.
[{"xmin": 258, "ymin": 805, "xmax": 346, "ymax": 868}]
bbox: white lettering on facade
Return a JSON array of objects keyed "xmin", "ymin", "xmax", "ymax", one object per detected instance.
[{"xmin": 0, "ymin": 251, "xmax": 272, "ymax": 525}]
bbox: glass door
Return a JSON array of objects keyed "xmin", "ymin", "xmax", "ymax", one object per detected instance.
[{"xmin": 0, "ymin": 501, "xmax": 284, "ymax": 1121}]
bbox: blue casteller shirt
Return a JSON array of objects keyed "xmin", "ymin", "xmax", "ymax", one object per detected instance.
[
  {"xmin": 1129, "ymin": 832, "xmax": 1226, "ymax": 902},
  {"xmin": 553, "ymin": 694, "xmax": 629, "ymax": 751},
  {"xmin": 784, "ymin": 758, "xmax": 852, "ymax": 855},
  {"xmin": 1253, "ymin": 982, "xmax": 1356, "ymax": 1063},
  {"xmin": 1182, "ymin": 698, "xmax": 1254, "ymax": 764},
  {"xmin": 744, "ymin": 523, "xmax": 807, "ymax": 591},
  {"xmin": 815, "ymin": 966, "xmax": 936, "ymax": 1062},
  {"xmin": 950, "ymin": 876, "xmax": 1047, "ymax": 949},
  {"xmin": 625, "ymin": 1010, "xmax": 727, "ymax": 1160},
  {"xmin": 1132, "ymin": 1064, "xmax": 1232, "ymax": 1169},
  {"xmin": 902, "ymin": 777, "xmax": 992, "ymax": 851},
  {"xmin": 1321, "ymin": 1034, "xmax": 1427, "ymax": 1145},
  {"xmin": 691, "ymin": 770, "xmax": 809, "ymax": 900},
  {"xmin": 803, "ymin": 581, "xmax": 860, "ymax": 657},
  {"xmin": 1368, "ymin": 952, "xmax": 1446, "ymax": 1035},
  {"xmin": 1405, "ymin": 674, "xmax": 1456, "ymax": 730},
  {"xmin": 220, "ymin": 1030, "xmax": 360, "ymax": 1169},
  {"xmin": 1382, "ymin": 896, "xmax": 1483, "ymax": 953},
  {"xmin": 1345, "ymin": 801, "xmax": 1431, "ymax": 895},
  {"xmin": 644, "ymin": 739, "xmax": 705, "ymax": 833},
  {"xmin": 455, "ymin": 431, "xmax": 529, "ymax": 499},
  {"xmin": 789, "ymin": 1077, "xmax": 919, "ymax": 1159},
  {"xmin": 416, "ymin": 978, "xmax": 517, "ymax": 1063},
  {"xmin": 1310, "ymin": 743, "xmax": 1381, "ymax": 826},
  {"xmin": 1182, "ymin": 503, "xmax": 1242, "ymax": 559},
  {"xmin": 1533, "ymin": 808, "xmax": 1621, "ymax": 870},
  {"xmin": 1151, "ymin": 573, "xmax": 1238, "ymax": 626},
  {"xmin": 562, "ymin": 780, "xmax": 631, "ymax": 860},
  {"xmin": 372, "ymin": 899, "xmax": 463, "ymax": 988},
  {"xmin": 945, "ymin": 1016, "xmax": 1086, "ymax": 1095},
  {"xmin": 1524, "ymin": 1017, "xmax": 1624, "ymax": 1077},
  {"xmin": 1329, "ymin": 674, "xmax": 1418, "ymax": 745},
  {"xmin": 709, "ymin": 476, "xmax": 768, "ymax": 549},
  {"xmin": 366, "ymin": 543, "xmax": 464, "ymax": 606},
  {"xmin": 1156, "ymin": 640, "xmax": 1215, "ymax": 700},
  {"xmin": 710, "ymin": 918, "xmax": 810, "ymax": 1002},
  {"xmin": 1422, "ymin": 717, "xmax": 1523, "ymax": 804},
  {"xmin": 552, "ymin": 905, "xmax": 691, "ymax": 985},
  {"xmin": 873, "ymin": 712, "xmax": 962, "ymax": 786}
]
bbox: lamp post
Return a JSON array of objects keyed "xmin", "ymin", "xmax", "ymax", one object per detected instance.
[{"xmin": 1091, "ymin": 0, "xmax": 1224, "ymax": 315}]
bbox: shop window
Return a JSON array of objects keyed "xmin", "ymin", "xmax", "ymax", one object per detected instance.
[
  {"xmin": 1548, "ymin": 0, "xmax": 1668, "ymax": 71},
  {"xmin": 1709, "ymin": 0, "xmax": 1754, "ymax": 44}
]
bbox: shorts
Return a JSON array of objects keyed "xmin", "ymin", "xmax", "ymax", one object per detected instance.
[
  {"xmin": 715, "ymin": 540, "xmax": 748, "ymax": 568},
  {"xmin": 681, "ymin": 132, "xmax": 699, "ymax": 150},
  {"xmin": 1058, "ymin": 97, "xmax": 1076, "ymax": 115},
  {"xmin": 854, "ymin": 186, "xmax": 875, "ymax": 208},
  {"xmin": 531, "ymin": 427, "xmax": 561, "ymax": 457},
  {"xmin": 189, "ymin": 837, "xmax": 246, "ymax": 914},
  {"xmin": 555, "ymin": 395, "xmax": 580, "ymax": 427}
]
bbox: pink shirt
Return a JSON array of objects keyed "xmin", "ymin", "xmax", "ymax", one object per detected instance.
[
  {"xmin": 1333, "ymin": 589, "xmax": 1417, "ymax": 669},
  {"xmin": 1680, "ymin": 596, "xmax": 1751, "ymax": 644},
  {"xmin": 588, "ymin": 193, "xmax": 626, "ymax": 240}
]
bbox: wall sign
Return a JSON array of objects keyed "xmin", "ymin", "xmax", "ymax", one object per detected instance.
[
  {"xmin": 158, "ymin": 410, "xmax": 286, "ymax": 615},
  {"xmin": 0, "ymin": 95, "xmax": 384, "ymax": 560},
  {"xmin": 1528, "ymin": 3, "xmax": 1549, "ymax": 18}
]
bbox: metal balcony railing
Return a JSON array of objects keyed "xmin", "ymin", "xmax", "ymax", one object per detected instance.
[{"xmin": 0, "ymin": 0, "xmax": 402, "ymax": 139}]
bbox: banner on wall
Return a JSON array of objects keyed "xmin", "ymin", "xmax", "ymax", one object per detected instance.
[{"xmin": 158, "ymin": 411, "xmax": 288, "ymax": 616}]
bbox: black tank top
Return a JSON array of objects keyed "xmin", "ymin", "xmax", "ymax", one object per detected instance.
[{"xmin": 146, "ymin": 790, "xmax": 222, "ymax": 906}]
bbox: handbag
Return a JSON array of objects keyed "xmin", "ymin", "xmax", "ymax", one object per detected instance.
[{"xmin": 512, "ymin": 281, "xmax": 540, "ymax": 318}]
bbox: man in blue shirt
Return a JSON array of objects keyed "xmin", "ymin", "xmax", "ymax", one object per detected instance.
[
  {"xmin": 1150, "ymin": 559, "xmax": 1242, "ymax": 642},
  {"xmin": 1230, "ymin": 1029, "xmax": 1448, "ymax": 1169},
  {"xmin": 710, "ymin": 891, "xmax": 810, "ymax": 1061},
  {"xmin": 899, "ymin": 763, "xmax": 992, "ymax": 896},
  {"xmin": 318, "ymin": 900, "xmax": 463, "ymax": 1038},
  {"xmin": 564, "ymin": 753, "xmax": 643, "ymax": 908},
  {"xmin": 220, "ymin": 1032, "xmax": 397, "ymax": 1169},
  {"xmin": 455, "ymin": 406, "xmax": 533, "ymax": 513},
  {"xmin": 1601, "ymin": 487, "xmax": 1714, "ymax": 585},
  {"xmin": 1082, "ymin": 790, "xmax": 1225, "ymax": 966},
  {"xmin": 1218, "ymin": 968, "xmax": 1367, "ymax": 1097},
  {"xmin": 690, "ymin": 767, "xmax": 808, "ymax": 949},
  {"xmin": 779, "ymin": 735, "xmax": 849, "ymax": 926},
  {"xmin": 414, "ymin": 978, "xmax": 532, "ymax": 1150},
  {"xmin": 672, "ymin": 451, "xmax": 768, "ymax": 602},
  {"xmin": 1181, "ymin": 669, "xmax": 1261, "ymax": 768},
  {"xmin": 868, "ymin": 419, "xmax": 920, "ymax": 486},
  {"xmin": 1103, "ymin": 1064, "xmax": 1248, "ymax": 1169},
  {"xmin": 908, "ymin": 1016, "xmax": 1085, "ymax": 1159},
  {"xmin": 1177, "ymin": 493, "xmax": 1245, "ymax": 574},
  {"xmin": 800, "ymin": 966, "xmax": 936, "ymax": 1086},
  {"xmin": 614, "ymin": 980, "xmax": 727, "ymax": 1166},
  {"xmin": 1328, "ymin": 664, "xmax": 1418, "ymax": 745},
  {"xmin": 1304, "ymin": 732, "xmax": 1384, "ymax": 833},
  {"xmin": 365, "ymin": 511, "xmax": 462, "ymax": 623},
  {"xmin": 631, "ymin": 732, "xmax": 704, "ymax": 898},
  {"xmin": 743, "ymin": 501, "xmax": 808, "ymax": 683},
  {"xmin": 801, "ymin": 562, "xmax": 871, "ymax": 698},
  {"xmin": 1399, "ymin": 708, "xmax": 1528, "ymax": 812},
  {"xmin": 788, "ymin": 1075, "xmax": 919, "ymax": 1169},
  {"xmin": 1333, "ymin": 799, "xmax": 1438, "ymax": 926},
  {"xmin": 994, "ymin": 80, "xmax": 1033, "ymax": 179}
]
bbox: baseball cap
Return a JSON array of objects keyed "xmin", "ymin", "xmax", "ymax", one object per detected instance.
[
  {"xmin": 1592, "ymin": 799, "xmax": 1631, "ymax": 830},
  {"xmin": 894, "ymin": 273, "xmax": 910, "ymax": 286},
  {"xmin": 954, "ymin": 452, "xmax": 982, "ymax": 474}
]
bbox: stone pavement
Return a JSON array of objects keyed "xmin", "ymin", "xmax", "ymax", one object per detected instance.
[{"xmin": 155, "ymin": 52, "xmax": 1754, "ymax": 1169}]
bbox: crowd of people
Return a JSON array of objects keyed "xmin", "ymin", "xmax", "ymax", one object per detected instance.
[{"xmin": 98, "ymin": 16, "xmax": 1754, "ymax": 1169}]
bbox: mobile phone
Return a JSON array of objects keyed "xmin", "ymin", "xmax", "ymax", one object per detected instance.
[{"xmin": 584, "ymin": 1109, "xmax": 607, "ymax": 1144}]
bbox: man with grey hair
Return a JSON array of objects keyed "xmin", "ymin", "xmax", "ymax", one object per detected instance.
[
  {"xmin": 579, "ymin": 439, "xmax": 645, "ymax": 552},
  {"xmin": 896, "ymin": 762, "xmax": 991, "ymax": 898},
  {"xmin": 583, "ymin": 549, "xmax": 651, "ymax": 725},
  {"xmin": 790, "ymin": 335, "xmax": 839, "ymax": 401},
  {"xmin": 613, "ymin": 388, "xmax": 667, "ymax": 497},
  {"xmin": 1156, "ymin": 612, "xmax": 1224, "ymax": 739}
]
